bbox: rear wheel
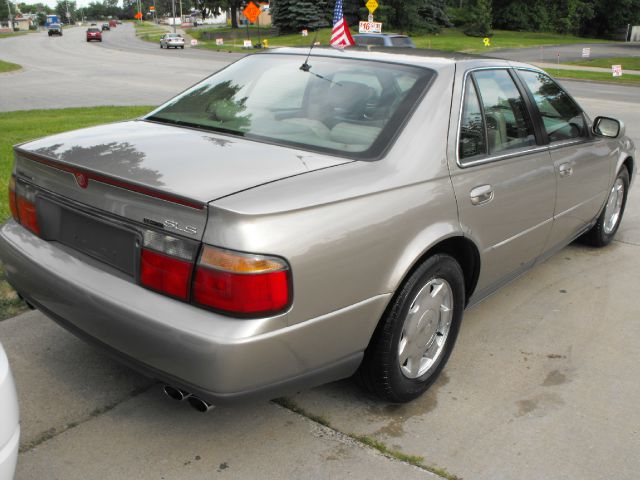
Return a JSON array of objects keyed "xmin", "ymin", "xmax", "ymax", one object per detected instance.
[
  {"xmin": 357, "ymin": 254, "xmax": 465, "ymax": 403},
  {"xmin": 181, "ymin": 45, "xmax": 184, "ymax": 49},
  {"xmin": 581, "ymin": 166, "xmax": 629, "ymax": 247}
]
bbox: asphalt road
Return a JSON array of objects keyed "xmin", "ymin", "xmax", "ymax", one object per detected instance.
[
  {"xmin": 493, "ymin": 42, "xmax": 640, "ymax": 63},
  {"xmin": 1, "ymin": 26, "xmax": 640, "ymax": 480},
  {"xmin": 0, "ymin": 24, "xmax": 241, "ymax": 112}
]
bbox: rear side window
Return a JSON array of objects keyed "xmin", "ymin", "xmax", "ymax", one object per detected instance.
[
  {"xmin": 390, "ymin": 37, "xmax": 413, "ymax": 47},
  {"xmin": 518, "ymin": 70, "xmax": 588, "ymax": 143},
  {"xmin": 473, "ymin": 70, "xmax": 536, "ymax": 155},
  {"xmin": 356, "ymin": 36, "xmax": 385, "ymax": 46},
  {"xmin": 459, "ymin": 80, "xmax": 486, "ymax": 161}
]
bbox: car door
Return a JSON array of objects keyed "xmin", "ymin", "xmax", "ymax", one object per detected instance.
[
  {"xmin": 448, "ymin": 67, "xmax": 557, "ymax": 301},
  {"xmin": 516, "ymin": 69, "xmax": 612, "ymax": 252}
]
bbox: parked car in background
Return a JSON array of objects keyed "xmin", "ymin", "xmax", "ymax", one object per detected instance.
[
  {"xmin": 0, "ymin": 49, "xmax": 634, "ymax": 412},
  {"xmin": 353, "ymin": 33, "xmax": 416, "ymax": 48},
  {"xmin": 0, "ymin": 342, "xmax": 19, "ymax": 480},
  {"xmin": 47, "ymin": 23, "xmax": 63, "ymax": 36},
  {"xmin": 160, "ymin": 33, "xmax": 185, "ymax": 49},
  {"xmin": 86, "ymin": 27, "xmax": 102, "ymax": 42},
  {"xmin": 101, "ymin": 22, "xmax": 110, "ymax": 31}
]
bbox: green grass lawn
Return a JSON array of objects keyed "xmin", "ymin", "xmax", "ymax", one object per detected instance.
[
  {"xmin": 0, "ymin": 106, "xmax": 152, "ymax": 319},
  {"xmin": 134, "ymin": 21, "xmax": 169, "ymax": 43},
  {"xmin": 192, "ymin": 27, "xmax": 614, "ymax": 53},
  {"xmin": 0, "ymin": 31, "xmax": 29, "ymax": 39},
  {"xmin": 566, "ymin": 56, "xmax": 640, "ymax": 70},
  {"xmin": 0, "ymin": 60, "xmax": 21, "ymax": 73}
]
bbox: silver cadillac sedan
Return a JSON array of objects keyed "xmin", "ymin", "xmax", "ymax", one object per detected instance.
[{"xmin": 0, "ymin": 48, "xmax": 634, "ymax": 410}]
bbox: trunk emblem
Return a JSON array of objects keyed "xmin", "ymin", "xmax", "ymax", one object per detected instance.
[{"xmin": 75, "ymin": 173, "xmax": 89, "ymax": 188}]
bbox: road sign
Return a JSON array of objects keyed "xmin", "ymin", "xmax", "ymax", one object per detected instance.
[
  {"xmin": 149, "ymin": 6, "xmax": 155, "ymax": 11},
  {"xmin": 483, "ymin": 37, "xmax": 491, "ymax": 47},
  {"xmin": 243, "ymin": 39, "xmax": 252, "ymax": 48},
  {"xmin": 190, "ymin": 39, "xmax": 198, "ymax": 46},
  {"xmin": 365, "ymin": 0, "xmax": 378, "ymax": 14},
  {"xmin": 215, "ymin": 37, "xmax": 224, "ymax": 45},
  {"xmin": 612, "ymin": 65, "xmax": 623, "ymax": 77},
  {"xmin": 134, "ymin": 12, "xmax": 142, "ymax": 19},
  {"xmin": 302, "ymin": 29, "xmax": 308, "ymax": 37},
  {"xmin": 582, "ymin": 47, "xmax": 590, "ymax": 58},
  {"xmin": 243, "ymin": 2, "xmax": 260, "ymax": 24},
  {"xmin": 358, "ymin": 21, "xmax": 382, "ymax": 34}
]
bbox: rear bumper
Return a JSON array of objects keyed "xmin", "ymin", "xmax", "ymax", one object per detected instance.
[{"xmin": 0, "ymin": 221, "xmax": 388, "ymax": 404}]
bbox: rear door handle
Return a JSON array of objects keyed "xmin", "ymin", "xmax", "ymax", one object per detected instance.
[
  {"xmin": 559, "ymin": 163, "xmax": 573, "ymax": 177},
  {"xmin": 470, "ymin": 185, "xmax": 494, "ymax": 205}
]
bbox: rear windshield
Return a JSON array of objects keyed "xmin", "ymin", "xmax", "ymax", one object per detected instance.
[
  {"xmin": 145, "ymin": 53, "xmax": 434, "ymax": 159},
  {"xmin": 88, "ymin": 28, "xmax": 99, "ymax": 32}
]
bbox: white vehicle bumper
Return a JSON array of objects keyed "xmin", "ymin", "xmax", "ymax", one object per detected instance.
[{"xmin": 0, "ymin": 344, "xmax": 19, "ymax": 480}]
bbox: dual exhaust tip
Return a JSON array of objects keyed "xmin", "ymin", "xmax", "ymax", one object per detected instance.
[{"xmin": 162, "ymin": 385, "xmax": 214, "ymax": 413}]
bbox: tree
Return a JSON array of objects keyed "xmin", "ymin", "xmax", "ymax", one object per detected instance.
[
  {"xmin": 271, "ymin": 0, "xmax": 329, "ymax": 33},
  {"xmin": 55, "ymin": 0, "xmax": 78, "ymax": 23},
  {"xmin": 463, "ymin": 0, "xmax": 491, "ymax": 36}
]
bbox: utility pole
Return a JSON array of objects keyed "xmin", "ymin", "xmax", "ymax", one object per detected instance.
[
  {"xmin": 65, "ymin": 0, "xmax": 70, "ymax": 23},
  {"xmin": 171, "ymin": 0, "xmax": 176, "ymax": 33},
  {"xmin": 6, "ymin": 0, "xmax": 13, "ymax": 29},
  {"xmin": 179, "ymin": 0, "xmax": 182, "ymax": 24},
  {"xmin": 152, "ymin": 0, "xmax": 156, "ymax": 24},
  {"xmin": 137, "ymin": 0, "xmax": 142, "ymax": 24}
]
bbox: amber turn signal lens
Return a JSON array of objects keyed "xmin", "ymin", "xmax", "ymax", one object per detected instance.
[{"xmin": 199, "ymin": 246, "xmax": 287, "ymax": 274}]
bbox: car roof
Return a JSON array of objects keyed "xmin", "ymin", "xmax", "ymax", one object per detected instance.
[
  {"xmin": 354, "ymin": 33, "xmax": 408, "ymax": 38},
  {"xmin": 264, "ymin": 47, "xmax": 538, "ymax": 72}
]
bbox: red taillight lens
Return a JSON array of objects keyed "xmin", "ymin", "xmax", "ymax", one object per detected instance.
[
  {"xmin": 139, "ymin": 230, "xmax": 199, "ymax": 300},
  {"xmin": 192, "ymin": 246, "xmax": 291, "ymax": 315},
  {"xmin": 17, "ymin": 197, "xmax": 40, "ymax": 235},
  {"xmin": 15, "ymin": 180, "xmax": 40, "ymax": 235},
  {"xmin": 140, "ymin": 248, "xmax": 193, "ymax": 300},
  {"xmin": 8, "ymin": 175, "xmax": 18, "ymax": 221}
]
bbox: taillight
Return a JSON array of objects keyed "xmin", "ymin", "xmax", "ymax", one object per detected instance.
[
  {"xmin": 192, "ymin": 246, "xmax": 291, "ymax": 316},
  {"xmin": 139, "ymin": 230, "xmax": 198, "ymax": 300},
  {"xmin": 15, "ymin": 180, "xmax": 40, "ymax": 235},
  {"xmin": 8, "ymin": 175, "xmax": 18, "ymax": 221}
]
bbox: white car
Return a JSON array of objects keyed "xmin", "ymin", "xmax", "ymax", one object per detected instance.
[
  {"xmin": 0, "ymin": 342, "xmax": 19, "ymax": 480},
  {"xmin": 160, "ymin": 33, "xmax": 185, "ymax": 49}
]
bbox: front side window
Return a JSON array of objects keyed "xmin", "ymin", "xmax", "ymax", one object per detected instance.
[
  {"xmin": 473, "ymin": 69, "xmax": 537, "ymax": 155},
  {"xmin": 145, "ymin": 54, "xmax": 434, "ymax": 158},
  {"xmin": 518, "ymin": 70, "xmax": 588, "ymax": 143}
]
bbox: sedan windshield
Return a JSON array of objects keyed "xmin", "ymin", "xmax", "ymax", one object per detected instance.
[{"xmin": 145, "ymin": 53, "xmax": 434, "ymax": 158}]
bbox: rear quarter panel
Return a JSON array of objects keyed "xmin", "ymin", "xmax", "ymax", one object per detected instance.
[{"xmin": 209, "ymin": 64, "xmax": 464, "ymax": 327}]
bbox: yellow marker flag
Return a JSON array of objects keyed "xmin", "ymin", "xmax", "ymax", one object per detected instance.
[{"xmin": 483, "ymin": 37, "xmax": 491, "ymax": 47}]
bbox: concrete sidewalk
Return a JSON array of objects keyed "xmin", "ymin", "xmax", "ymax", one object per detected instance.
[{"xmin": 0, "ymin": 311, "xmax": 437, "ymax": 480}]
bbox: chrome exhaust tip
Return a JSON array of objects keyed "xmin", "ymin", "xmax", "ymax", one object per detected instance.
[
  {"xmin": 162, "ymin": 384, "xmax": 191, "ymax": 401},
  {"xmin": 187, "ymin": 396, "xmax": 214, "ymax": 413}
]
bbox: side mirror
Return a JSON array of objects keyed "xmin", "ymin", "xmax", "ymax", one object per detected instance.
[{"xmin": 593, "ymin": 116, "xmax": 624, "ymax": 138}]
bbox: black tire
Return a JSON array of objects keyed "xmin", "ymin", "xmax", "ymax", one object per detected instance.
[
  {"xmin": 160, "ymin": 44, "xmax": 163, "ymax": 48},
  {"xmin": 581, "ymin": 166, "xmax": 629, "ymax": 247},
  {"xmin": 357, "ymin": 254, "xmax": 465, "ymax": 403}
]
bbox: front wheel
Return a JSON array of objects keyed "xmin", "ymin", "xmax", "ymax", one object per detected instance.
[
  {"xmin": 581, "ymin": 166, "xmax": 629, "ymax": 247},
  {"xmin": 357, "ymin": 254, "xmax": 465, "ymax": 403}
]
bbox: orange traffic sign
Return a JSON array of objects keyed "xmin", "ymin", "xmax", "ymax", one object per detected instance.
[
  {"xmin": 134, "ymin": 11, "xmax": 142, "ymax": 19},
  {"xmin": 149, "ymin": 6, "xmax": 155, "ymax": 11},
  {"xmin": 243, "ymin": 2, "xmax": 260, "ymax": 24}
]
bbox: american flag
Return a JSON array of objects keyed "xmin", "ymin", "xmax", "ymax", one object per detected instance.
[{"xmin": 330, "ymin": 0, "xmax": 354, "ymax": 48}]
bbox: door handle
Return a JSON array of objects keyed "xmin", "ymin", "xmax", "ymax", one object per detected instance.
[
  {"xmin": 470, "ymin": 185, "xmax": 494, "ymax": 205},
  {"xmin": 559, "ymin": 163, "xmax": 573, "ymax": 177}
]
